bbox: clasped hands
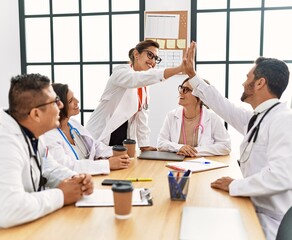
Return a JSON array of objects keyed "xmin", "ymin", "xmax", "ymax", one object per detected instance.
[
  {"xmin": 177, "ymin": 145, "xmax": 197, "ymax": 157},
  {"xmin": 58, "ymin": 173, "xmax": 94, "ymax": 205}
]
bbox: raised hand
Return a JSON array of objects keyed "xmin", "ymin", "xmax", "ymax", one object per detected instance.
[{"xmin": 183, "ymin": 41, "xmax": 196, "ymax": 78}]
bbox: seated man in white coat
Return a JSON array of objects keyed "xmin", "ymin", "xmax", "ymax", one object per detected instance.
[
  {"xmin": 0, "ymin": 73, "xmax": 93, "ymax": 228},
  {"xmin": 185, "ymin": 42, "xmax": 292, "ymax": 240}
]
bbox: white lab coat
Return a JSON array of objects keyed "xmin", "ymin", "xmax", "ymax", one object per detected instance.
[
  {"xmin": 157, "ymin": 106, "xmax": 231, "ymax": 156},
  {"xmin": 0, "ymin": 109, "xmax": 76, "ymax": 228},
  {"xmin": 86, "ymin": 64, "xmax": 165, "ymax": 147},
  {"xmin": 189, "ymin": 75, "xmax": 292, "ymax": 240},
  {"xmin": 44, "ymin": 119, "xmax": 113, "ymax": 175}
]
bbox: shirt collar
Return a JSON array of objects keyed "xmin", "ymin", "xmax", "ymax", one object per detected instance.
[
  {"xmin": 254, "ymin": 98, "xmax": 279, "ymax": 114},
  {"xmin": 20, "ymin": 125, "xmax": 38, "ymax": 154}
]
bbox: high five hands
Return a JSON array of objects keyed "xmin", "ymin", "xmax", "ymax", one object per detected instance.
[{"xmin": 184, "ymin": 41, "xmax": 197, "ymax": 78}]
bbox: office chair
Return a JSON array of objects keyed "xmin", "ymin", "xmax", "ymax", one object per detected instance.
[{"xmin": 276, "ymin": 206, "xmax": 292, "ymax": 240}]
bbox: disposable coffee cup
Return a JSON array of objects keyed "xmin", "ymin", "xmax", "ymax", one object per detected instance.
[
  {"xmin": 112, "ymin": 182, "xmax": 134, "ymax": 219},
  {"xmin": 123, "ymin": 139, "xmax": 136, "ymax": 158},
  {"xmin": 112, "ymin": 145, "xmax": 127, "ymax": 157}
]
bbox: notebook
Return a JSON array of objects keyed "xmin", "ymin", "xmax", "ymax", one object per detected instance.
[
  {"xmin": 166, "ymin": 157, "xmax": 228, "ymax": 172},
  {"xmin": 138, "ymin": 151, "xmax": 185, "ymax": 161},
  {"xmin": 180, "ymin": 207, "xmax": 248, "ymax": 240},
  {"xmin": 75, "ymin": 188, "xmax": 153, "ymax": 207}
]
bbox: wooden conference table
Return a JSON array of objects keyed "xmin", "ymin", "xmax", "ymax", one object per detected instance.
[{"xmin": 0, "ymin": 153, "xmax": 265, "ymax": 240}]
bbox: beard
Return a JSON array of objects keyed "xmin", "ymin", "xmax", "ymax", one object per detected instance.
[{"xmin": 240, "ymin": 80, "xmax": 255, "ymax": 102}]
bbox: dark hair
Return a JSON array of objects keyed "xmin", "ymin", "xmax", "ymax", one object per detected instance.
[
  {"xmin": 8, "ymin": 73, "xmax": 51, "ymax": 121},
  {"xmin": 254, "ymin": 57, "xmax": 289, "ymax": 98},
  {"xmin": 128, "ymin": 39, "xmax": 160, "ymax": 64},
  {"xmin": 182, "ymin": 77, "xmax": 210, "ymax": 108},
  {"xmin": 52, "ymin": 83, "xmax": 69, "ymax": 121}
]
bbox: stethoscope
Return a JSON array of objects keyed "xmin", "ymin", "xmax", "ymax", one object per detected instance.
[
  {"xmin": 129, "ymin": 63, "xmax": 149, "ymax": 111},
  {"xmin": 181, "ymin": 107, "xmax": 204, "ymax": 146},
  {"xmin": 238, "ymin": 102, "xmax": 280, "ymax": 164},
  {"xmin": 138, "ymin": 86, "xmax": 148, "ymax": 110},
  {"xmin": 57, "ymin": 122, "xmax": 90, "ymax": 160},
  {"xmin": 20, "ymin": 127, "xmax": 47, "ymax": 192}
]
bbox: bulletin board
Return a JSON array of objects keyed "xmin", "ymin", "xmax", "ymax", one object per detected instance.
[{"xmin": 144, "ymin": 11, "xmax": 188, "ymax": 70}]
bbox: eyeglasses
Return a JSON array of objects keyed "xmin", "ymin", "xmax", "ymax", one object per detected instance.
[
  {"xmin": 28, "ymin": 96, "xmax": 61, "ymax": 114},
  {"xmin": 143, "ymin": 50, "xmax": 162, "ymax": 64},
  {"xmin": 178, "ymin": 85, "xmax": 192, "ymax": 94}
]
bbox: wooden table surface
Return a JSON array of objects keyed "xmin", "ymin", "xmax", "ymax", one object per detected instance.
[{"xmin": 0, "ymin": 153, "xmax": 265, "ymax": 240}]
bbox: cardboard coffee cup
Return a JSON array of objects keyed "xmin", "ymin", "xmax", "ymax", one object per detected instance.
[
  {"xmin": 112, "ymin": 145, "xmax": 127, "ymax": 157},
  {"xmin": 112, "ymin": 182, "xmax": 134, "ymax": 219},
  {"xmin": 123, "ymin": 139, "xmax": 136, "ymax": 158}
]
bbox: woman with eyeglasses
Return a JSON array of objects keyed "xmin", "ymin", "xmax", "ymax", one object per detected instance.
[
  {"xmin": 86, "ymin": 39, "xmax": 194, "ymax": 152},
  {"xmin": 44, "ymin": 83, "xmax": 130, "ymax": 175},
  {"xmin": 157, "ymin": 78, "xmax": 231, "ymax": 157}
]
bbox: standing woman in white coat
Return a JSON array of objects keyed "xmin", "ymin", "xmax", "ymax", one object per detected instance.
[
  {"xmin": 44, "ymin": 83, "xmax": 130, "ymax": 175},
  {"xmin": 86, "ymin": 40, "xmax": 192, "ymax": 152},
  {"xmin": 157, "ymin": 78, "xmax": 231, "ymax": 157}
]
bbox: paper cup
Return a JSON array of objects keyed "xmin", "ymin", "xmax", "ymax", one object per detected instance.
[
  {"xmin": 112, "ymin": 145, "xmax": 127, "ymax": 157},
  {"xmin": 112, "ymin": 182, "xmax": 134, "ymax": 219},
  {"xmin": 123, "ymin": 139, "xmax": 136, "ymax": 158}
]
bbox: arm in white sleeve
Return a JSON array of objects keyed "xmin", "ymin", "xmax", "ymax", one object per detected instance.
[
  {"xmin": 189, "ymin": 75, "xmax": 251, "ymax": 135},
  {"xmin": 195, "ymin": 113, "xmax": 231, "ymax": 156},
  {"xmin": 157, "ymin": 112, "xmax": 184, "ymax": 152},
  {"xmin": 43, "ymin": 131, "xmax": 110, "ymax": 176},
  {"xmin": 0, "ymin": 136, "xmax": 64, "ymax": 228}
]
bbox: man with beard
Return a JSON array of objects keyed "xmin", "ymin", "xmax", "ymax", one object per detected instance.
[{"xmin": 184, "ymin": 42, "xmax": 292, "ymax": 240}]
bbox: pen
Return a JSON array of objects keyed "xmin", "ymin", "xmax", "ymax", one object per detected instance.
[
  {"xmin": 126, "ymin": 178, "xmax": 152, "ymax": 182},
  {"xmin": 43, "ymin": 147, "xmax": 49, "ymax": 160},
  {"xmin": 188, "ymin": 161, "xmax": 211, "ymax": 164}
]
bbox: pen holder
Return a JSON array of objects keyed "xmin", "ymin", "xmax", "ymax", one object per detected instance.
[{"xmin": 168, "ymin": 171, "xmax": 190, "ymax": 201}]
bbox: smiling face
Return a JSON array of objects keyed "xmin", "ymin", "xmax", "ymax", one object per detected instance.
[
  {"xmin": 178, "ymin": 81, "xmax": 200, "ymax": 107},
  {"xmin": 133, "ymin": 46, "xmax": 159, "ymax": 71},
  {"xmin": 66, "ymin": 89, "xmax": 80, "ymax": 118},
  {"xmin": 37, "ymin": 85, "xmax": 63, "ymax": 135}
]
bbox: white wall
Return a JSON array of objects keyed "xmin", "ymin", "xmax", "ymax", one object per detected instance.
[
  {"xmin": 0, "ymin": 0, "xmax": 21, "ymax": 108},
  {"xmin": 146, "ymin": 0, "xmax": 191, "ymax": 146}
]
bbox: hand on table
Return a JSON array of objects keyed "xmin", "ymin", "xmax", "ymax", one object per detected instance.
[{"xmin": 211, "ymin": 176, "xmax": 234, "ymax": 192}]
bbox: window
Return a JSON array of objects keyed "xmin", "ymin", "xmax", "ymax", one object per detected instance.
[
  {"xmin": 191, "ymin": 0, "xmax": 292, "ymax": 150},
  {"xmin": 19, "ymin": 0, "xmax": 145, "ymax": 124}
]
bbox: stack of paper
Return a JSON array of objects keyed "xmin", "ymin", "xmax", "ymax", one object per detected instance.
[
  {"xmin": 75, "ymin": 188, "xmax": 152, "ymax": 207},
  {"xmin": 166, "ymin": 157, "xmax": 228, "ymax": 172},
  {"xmin": 180, "ymin": 207, "xmax": 248, "ymax": 240}
]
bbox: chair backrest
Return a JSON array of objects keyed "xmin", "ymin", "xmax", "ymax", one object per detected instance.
[{"xmin": 276, "ymin": 206, "xmax": 292, "ymax": 240}]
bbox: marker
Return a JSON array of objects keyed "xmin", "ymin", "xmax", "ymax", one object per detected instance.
[
  {"xmin": 126, "ymin": 178, "xmax": 152, "ymax": 182},
  {"xmin": 166, "ymin": 165, "xmax": 185, "ymax": 171}
]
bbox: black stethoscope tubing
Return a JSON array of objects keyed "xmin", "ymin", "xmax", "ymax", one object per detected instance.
[
  {"xmin": 247, "ymin": 102, "xmax": 280, "ymax": 143},
  {"xmin": 20, "ymin": 127, "xmax": 46, "ymax": 192}
]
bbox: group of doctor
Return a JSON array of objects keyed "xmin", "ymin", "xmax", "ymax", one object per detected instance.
[
  {"xmin": 43, "ymin": 39, "xmax": 231, "ymax": 178},
  {"xmin": 0, "ymin": 40, "xmax": 226, "ymax": 229},
  {"xmin": 1, "ymin": 39, "xmax": 291, "ymax": 240},
  {"xmin": 44, "ymin": 39, "xmax": 292, "ymax": 240}
]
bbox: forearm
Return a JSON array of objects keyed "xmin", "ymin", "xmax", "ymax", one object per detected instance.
[{"xmin": 163, "ymin": 65, "xmax": 183, "ymax": 79}]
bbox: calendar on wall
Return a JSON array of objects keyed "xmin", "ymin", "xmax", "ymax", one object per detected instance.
[{"xmin": 144, "ymin": 11, "xmax": 188, "ymax": 72}]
